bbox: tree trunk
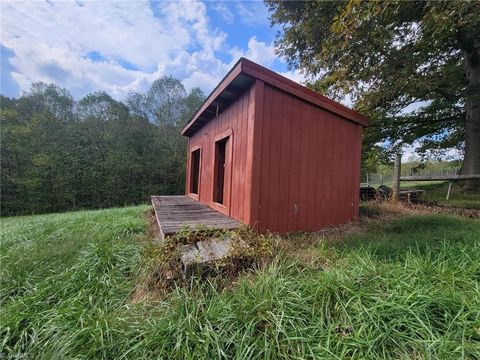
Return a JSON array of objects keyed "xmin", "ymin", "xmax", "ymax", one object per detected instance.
[
  {"xmin": 392, "ymin": 151, "xmax": 401, "ymax": 202},
  {"xmin": 460, "ymin": 38, "xmax": 480, "ymax": 177}
]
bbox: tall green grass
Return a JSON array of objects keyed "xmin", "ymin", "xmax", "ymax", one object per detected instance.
[
  {"xmin": 401, "ymin": 181, "xmax": 480, "ymax": 210},
  {"xmin": 1, "ymin": 207, "xmax": 479, "ymax": 359}
]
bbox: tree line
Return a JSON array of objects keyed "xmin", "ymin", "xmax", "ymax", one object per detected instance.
[{"xmin": 1, "ymin": 78, "xmax": 205, "ymax": 216}]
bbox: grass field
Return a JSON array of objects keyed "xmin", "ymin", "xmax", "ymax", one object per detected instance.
[
  {"xmin": 400, "ymin": 181, "xmax": 480, "ymax": 210},
  {"xmin": 374, "ymin": 179, "xmax": 480, "ymax": 209},
  {"xmin": 1, "ymin": 205, "xmax": 480, "ymax": 359}
]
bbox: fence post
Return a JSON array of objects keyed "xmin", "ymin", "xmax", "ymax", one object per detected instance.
[
  {"xmin": 392, "ymin": 151, "xmax": 401, "ymax": 202},
  {"xmin": 446, "ymin": 181, "xmax": 452, "ymax": 200}
]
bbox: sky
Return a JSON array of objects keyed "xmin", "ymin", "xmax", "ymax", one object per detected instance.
[
  {"xmin": 0, "ymin": 0, "xmax": 461, "ymax": 161},
  {"xmin": 0, "ymin": 0, "xmax": 303, "ymax": 100}
]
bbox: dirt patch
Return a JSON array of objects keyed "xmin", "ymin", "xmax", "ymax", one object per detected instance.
[
  {"xmin": 145, "ymin": 208, "xmax": 161, "ymax": 241},
  {"xmin": 405, "ymin": 202, "xmax": 479, "ymax": 218},
  {"xmin": 361, "ymin": 200, "xmax": 479, "ymax": 218}
]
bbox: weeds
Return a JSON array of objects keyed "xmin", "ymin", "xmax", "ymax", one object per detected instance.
[
  {"xmin": 133, "ymin": 224, "xmax": 275, "ymax": 301},
  {"xmin": 1, "ymin": 206, "xmax": 479, "ymax": 359}
]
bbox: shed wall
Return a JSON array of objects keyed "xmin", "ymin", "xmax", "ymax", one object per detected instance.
[
  {"xmin": 186, "ymin": 85, "xmax": 255, "ymax": 223},
  {"xmin": 252, "ymin": 84, "xmax": 363, "ymax": 232}
]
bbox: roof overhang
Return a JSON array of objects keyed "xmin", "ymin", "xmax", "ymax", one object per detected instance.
[{"xmin": 182, "ymin": 58, "xmax": 369, "ymax": 137}]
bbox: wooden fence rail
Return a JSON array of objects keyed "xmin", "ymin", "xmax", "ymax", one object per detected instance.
[{"xmin": 400, "ymin": 174, "xmax": 480, "ymax": 181}]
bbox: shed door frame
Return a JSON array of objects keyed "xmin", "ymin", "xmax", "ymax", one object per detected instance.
[
  {"xmin": 210, "ymin": 128, "xmax": 233, "ymax": 216},
  {"xmin": 188, "ymin": 145, "xmax": 202, "ymax": 200}
]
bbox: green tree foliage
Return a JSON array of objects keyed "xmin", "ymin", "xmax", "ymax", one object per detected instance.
[
  {"xmin": 266, "ymin": 0, "xmax": 480, "ymax": 174},
  {"xmin": 0, "ymin": 79, "xmax": 205, "ymax": 216}
]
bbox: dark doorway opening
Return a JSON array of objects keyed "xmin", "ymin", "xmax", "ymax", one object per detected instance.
[
  {"xmin": 190, "ymin": 148, "xmax": 200, "ymax": 194},
  {"xmin": 213, "ymin": 137, "xmax": 228, "ymax": 204}
]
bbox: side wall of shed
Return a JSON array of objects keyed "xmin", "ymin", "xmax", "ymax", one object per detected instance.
[
  {"xmin": 251, "ymin": 84, "xmax": 363, "ymax": 232},
  {"xmin": 186, "ymin": 84, "xmax": 256, "ymax": 223}
]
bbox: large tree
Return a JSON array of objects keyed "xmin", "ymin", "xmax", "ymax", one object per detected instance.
[{"xmin": 266, "ymin": 1, "xmax": 480, "ymax": 175}]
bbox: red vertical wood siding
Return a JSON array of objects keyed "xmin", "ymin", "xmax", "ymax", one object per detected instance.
[
  {"xmin": 251, "ymin": 84, "xmax": 363, "ymax": 232},
  {"xmin": 186, "ymin": 85, "xmax": 255, "ymax": 223},
  {"xmin": 247, "ymin": 80, "xmax": 264, "ymax": 226},
  {"xmin": 186, "ymin": 80, "xmax": 363, "ymax": 233}
]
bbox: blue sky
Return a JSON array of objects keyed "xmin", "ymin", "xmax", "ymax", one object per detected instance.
[
  {"xmin": 0, "ymin": 0, "xmax": 303, "ymax": 100},
  {"xmin": 0, "ymin": 0, "xmax": 461, "ymax": 160}
]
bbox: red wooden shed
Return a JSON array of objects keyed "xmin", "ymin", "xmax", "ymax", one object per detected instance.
[{"xmin": 182, "ymin": 58, "xmax": 368, "ymax": 233}]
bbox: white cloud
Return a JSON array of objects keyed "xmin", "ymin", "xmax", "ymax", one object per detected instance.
[
  {"xmin": 402, "ymin": 141, "xmax": 462, "ymax": 162},
  {"xmin": 3, "ymin": 1, "xmax": 181, "ymax": 68},
  {"xmin": 163, "ymin": 50, "xmax": 232, "ymax": 92},
  {"xmin": 8, "ymin": 41, "xmax": 149, "ymax": 99},
  {"xmin": 0, "ymin": 0, "xmax": 304, "ymax": 100},
  {"xmin": 230, "ymin": 36, "xmax": 276, "ymax": 67},
  {"xmin": 279, "ymin": 69, "xmax": 306, "ymax": 85},
  {"xmin": 234, "ymin": 1, "xmax": 270, "ymax": 26},
  {"xmin": 0, "ymin": 0, "xmax": 236, "ymax": 99},
  {"xmin": 231, "ymin": 37, "xmax": 307, "ymax": 86},
  {"xmin": 211, "ymin": 2, "xmax": 234, "ymax": 24}
]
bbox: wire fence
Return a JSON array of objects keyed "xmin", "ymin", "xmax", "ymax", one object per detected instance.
[
  {"xmin": 360, "ymin": 169, "xmax": 480, "ymax": 210},
  {"xmin": 361, "ymin": 165, "xmax": 462, "ymax": 185}
]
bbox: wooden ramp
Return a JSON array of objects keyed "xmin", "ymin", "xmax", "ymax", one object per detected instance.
[{"xmin": 151, "ymin": 196, "xmax": 241, "ymax": 239}]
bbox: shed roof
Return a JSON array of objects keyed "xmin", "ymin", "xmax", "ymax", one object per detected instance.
[{"xmin": 182, "ymin": 58, "xmax": 368, "ymax": 137}]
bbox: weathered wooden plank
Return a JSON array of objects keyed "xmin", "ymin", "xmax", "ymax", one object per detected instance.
[
  {"xmin": 151, "ymin": 196, "xmax": 241, "ymax": 239},
  {"xmin": 400, "ymin": 174, "xmax": 480, "ymax": 181}
]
